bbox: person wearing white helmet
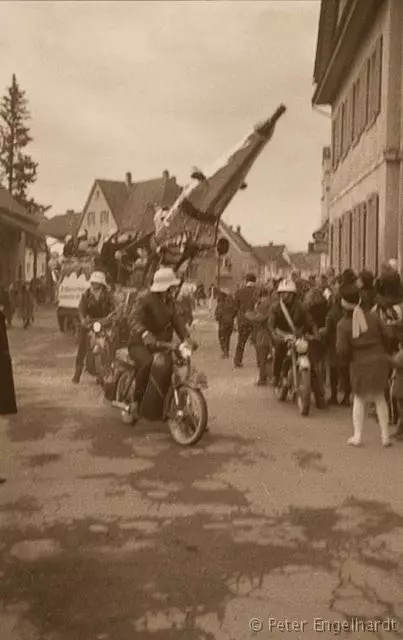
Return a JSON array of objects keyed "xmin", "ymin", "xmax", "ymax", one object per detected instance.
[
  {"xmin": 72, "ymin": 270, "xmax": 115, "ymax": 383},
  {"xmin": 269, "ymin": 278, "xmax": 326, "ymax": 408},
  {"xmin": 126, "ymin": 266, "xmax": 191, "ymax": 417}
]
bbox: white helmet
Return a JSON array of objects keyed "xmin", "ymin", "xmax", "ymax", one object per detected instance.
[
  {"xmin": 89, "ymin": 271, "xmax": 107, "ymax": 286},
  {"xmin": 277, "ymin": 279, "xmax": 297, "ymax": 294},
  {"xmin": 150, "ymin": 267, "xmax": 180, "ymax": 293}
]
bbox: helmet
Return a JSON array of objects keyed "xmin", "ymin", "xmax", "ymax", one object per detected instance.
[
  {"xmin": 89, "ymin": 271, "xmax": 107, "ymax": 286},
  {"xmin": 150, "ymin": 267, "xmax": 180, "ymax": 293},
  {"xmin": 277, "ymin": 279, "xmax": 297, "ymax": 294}
]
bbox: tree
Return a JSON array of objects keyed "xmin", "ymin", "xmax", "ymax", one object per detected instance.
[{"xmin": 0, "ymin": 74, "xmax": 48, "ymax": 215}]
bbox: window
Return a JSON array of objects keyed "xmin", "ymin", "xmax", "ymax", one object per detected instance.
[
  {"xmin": 100, "ymin": 210, "xmax": 109, "ymax": 225},
  {"xmin": 87, "ymin": 212, "xmax": 95, "ymax": 226},
  {"xmin": 340, "ymin": 102, "xmax": 346, "ymax": 157},
  {"xmin": 368, "ymin": 36, "xmax": 382, "ymax": 123},
  {"xmin": 340, "ymin": 211, "xmax": 352, "ymax": 271},
  {"xmin": 365, "ymin": 193, "xmax": 379, "ymax": 272},
  {"xmin": 352, "ymin": 77, "xmax": 361, "ymax": 143}
]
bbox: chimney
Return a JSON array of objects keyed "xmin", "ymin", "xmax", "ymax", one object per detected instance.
[
  {"xmin": 236, "ymin": 225, "xmax": 241, "ymax": 235},
  {"xmin": 125, "ymin": 172, "xmax": 132, "ymax": 186},
  {"xmin": 162, "ymin": 169, "xmax": 170, "ymax": 179}
]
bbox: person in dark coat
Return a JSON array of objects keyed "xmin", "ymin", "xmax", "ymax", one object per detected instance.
[
  {"xmin": 0, "ymin": 306, "xmax": 17, "ymax": 415},
  {"xmin": 245, "ymin": 287, "xmax": 272, "ymax": 385},
  {"xmin": 0, "ymin": 287, "xmax": 12, "ymax": 327},
  {"xmin": 233, "ymin": 273, "xmax": 258, "ymax": 368},
  {"xmin": 357, "ymin": 269, "xmax": 376, "ymax": 311},
  {"xmin": 336, "ymin": 285, "xmax": 391, "ymax": 447},
  {"xmin": 390, "ymin": 330, "xmax": 403, "ymax": 439},
  {"xmin": 127, "ymin": 267, "xmax": 190, "ymax": 417},
  {"xmin": 215, "ymin": 289, "xmax": 237, "ymax": 358}
]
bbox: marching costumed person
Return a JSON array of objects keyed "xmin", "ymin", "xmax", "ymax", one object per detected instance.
[
  {"xmin": 215, "ymin": 288, "xmax": 237, "ymax": 359},
  {"xmin": 336, "ymin": 285, "xmax": 391, "ymax": 447}
]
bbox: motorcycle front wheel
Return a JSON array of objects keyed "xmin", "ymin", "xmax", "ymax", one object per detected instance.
[
  {"xmin": 168, "ymin": 386, "xmax": 208, "ymax": 446},
  {"xmin": 297, "ymin": 369, "xmax": 311, "ymax": 416},
  {"xmin": 115, "ymin": 370, "xmax": 137, "ymax": 425}
]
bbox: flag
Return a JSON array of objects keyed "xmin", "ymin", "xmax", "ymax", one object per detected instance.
[{"xmin": 154, "ymin": 104, "xmax": 286, "ymax": 248}]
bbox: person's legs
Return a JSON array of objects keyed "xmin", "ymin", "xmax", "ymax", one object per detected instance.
[
  {"xmin": 72, "ymin": 327, "xmax": 88, "ymax": 383},
  {"xmin": 272, "ymin": 341, "xmax": 287, "ymax": 386},
  {"xmin": 329, "ymin": 366, "xmax": 339, "ymax": 404},
  {"xmin": 374, "ymin": 393, "xmax": 391, "ymax": 446},
  {"xmin": 394, "ymin": 398, "xmax": 403, "ymax": 438},
  {"xmin": 349, "ymin": 395, "xmax": 365, "ymax": 445},
  {"xmin": 339, "ymin": 365, "xmax": 351, "ymax": 405},
  {"xmin": 128, "ymin": 345, "xmax": 153, "ymax": 406},
  {"xmin": 256, "ymin": 345, "xmax": 270, "ymax": 385},
  {"xmin": 234, "ymin": 323, "xmax": 252, "ymax": 367}
]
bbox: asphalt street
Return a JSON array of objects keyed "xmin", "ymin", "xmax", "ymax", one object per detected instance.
[{"xmin": 0, "ymin": 306, "xmax": 402, "ymax": 640}]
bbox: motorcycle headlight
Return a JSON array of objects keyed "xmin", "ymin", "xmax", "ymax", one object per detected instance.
[
  {"xmin": 93, "ymin": 321, "xmax": 101, "ymax": 333},
  {"xmin": 296, "ymin": 338, "xmax": 308, "ymax": 354},
  {"xmin": 179, "ymin": 343, "xmax": 192, "ymax": 359}
]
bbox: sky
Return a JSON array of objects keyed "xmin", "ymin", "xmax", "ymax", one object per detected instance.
[{"xmin": 0, "ymin": 0, "xmax": 330, "ymax": 251}]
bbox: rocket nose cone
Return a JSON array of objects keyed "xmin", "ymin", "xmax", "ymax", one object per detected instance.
[{"xmin": 255, "ymin": 104, "xmax": 287, "ymax": 137}]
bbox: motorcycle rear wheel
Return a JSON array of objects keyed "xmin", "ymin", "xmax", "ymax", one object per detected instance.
[
  {"xmin": 297, "ymin": 370, "xmax": 311, "ymax": 416},
  {"xmin": 168, "ymin": 386, "xmax": 208, "ymax": 446}
]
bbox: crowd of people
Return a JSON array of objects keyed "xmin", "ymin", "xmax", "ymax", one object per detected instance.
[
  {"xmin": 213, "ymin": 261, "xmax": 403, "ymax": 447},
  {"xmin": 0, "ymin": 280, "xmax": 37, "ymax": 329}
]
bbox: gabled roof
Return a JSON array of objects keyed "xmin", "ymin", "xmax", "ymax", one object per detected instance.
[
  {"xmin": 0, "ymin": 185, "xmax": 44, "ymax": 237},
  {"xmin": 38, "ymin": 210, "xmax": 81, "ymax": 240},
  {"xmin": 253, "ymin": 242, "xmax": 289, "ymax": 267},
  {"xmin": 289, "ymin": 252, "xmax": 321, "ymax": 272},
  {"xmin": 77, "ymin": 175, "xmax": 182, "ymax": 236},
  {"xmin": 119, "ymin": 176, "xmax": 182, "ymax": 233}
]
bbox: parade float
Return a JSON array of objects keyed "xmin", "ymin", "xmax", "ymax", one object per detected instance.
[{"xmin": 57, "ymin": 105, "xmax": 286, "ymax": 338}]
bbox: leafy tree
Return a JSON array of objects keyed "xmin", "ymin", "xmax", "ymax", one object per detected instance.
[{"xmin": 0, "ymin": 74, "xmax": 49, "ymax": 215}]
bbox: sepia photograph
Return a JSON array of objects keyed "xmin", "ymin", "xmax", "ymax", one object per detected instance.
[{"xmin": 0, "ymin": 0, "xmax": 402, "ymax": 637}]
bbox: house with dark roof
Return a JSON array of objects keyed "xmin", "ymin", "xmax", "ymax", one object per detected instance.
[
  {"xmin": 253, "ymin": 243, "xmax": 292, "ymax": 279},
  {"xmin": 0, "ymin": 185, "xmax": 47, "ymax": 286},
  {"xmin": 76, "ymin": 170, "xmax": 182, "ymax": 242},
  {"xmin": 289, "ymin": 252, "xmax": 321, "ymax": 278},
  {"xmin": 38, "ymin": 210, "xmax": 81, "ymax": 241},
  {"xmin": 187, "ymin": 221, "xmax": 263, "ymax": 293}
]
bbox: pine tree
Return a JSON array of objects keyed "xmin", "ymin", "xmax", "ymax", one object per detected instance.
[{"xmin": 0, "ymin": 74, "xmax": 48, "ymax": 215}]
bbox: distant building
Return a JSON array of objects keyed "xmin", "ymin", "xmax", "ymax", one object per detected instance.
[
  {"xmin": 312, "ymin": 0, "xmax": 402, "ymax": 274},
  {"xmin": 189, "ymin": 222, "xmax": 262, "ymax": 293},
  {"xmin": 76, "ymin": 170, "xmax": 182, "ymax": 242},
  {"xmin": 253, "ymin": 243, "xmax": 292, "ymax": 280},
  {"xmin": 0, "ymin": 186, "xmax": 47, "ymax": 286},
  {"xmin": 39, "ymin": 210, "xmax": 81, "ymax": 241},
  {"xmin": 290, "ymin": 251, "xmax": 322, "ymax": 278}
]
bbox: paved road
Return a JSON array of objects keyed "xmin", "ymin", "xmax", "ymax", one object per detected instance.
[{"xmin": 1, "ymin": 307, "xmax": 402, "ymax": 640}]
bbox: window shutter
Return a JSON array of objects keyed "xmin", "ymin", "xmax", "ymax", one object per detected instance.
[
  {"xmin": 374, "ymin": 36, "xmax": 382, "ymax": 118},
  {"xmin": 352, "ymin": 79, "xmax": 359, "ymax": 143},
  {"xmin": 341, "ymin": 102, "xmax": 346, "ymax": 157},
  {"xmin": 364, "ymin": 59, "xmax": 370, "ymax": 128},
  {"xmin": 345, "ymin": 211, "xmax": 352, "ymax": 269},
  {"xmin": 333, "ymin": 218, "xmax": 340, "ymax": 272},
  {"xmin": 351, "ymin": 207, "xmax": 360, "ymax": 272},
  {"xmin": 365, "ymin": 193, "xmax": 379, "ymax": 272},
  {"xmin": 331, "ymin": 119, "xmax": 337, "ymax": 168}
]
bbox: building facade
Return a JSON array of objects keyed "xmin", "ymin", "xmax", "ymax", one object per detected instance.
[
  {"xmin": 188, "ymin": 222, "xmax": 262, "ymax": 293},
  {"xmin": 313, "ymin": 0, "xmax": 403, "ymax": 274}
]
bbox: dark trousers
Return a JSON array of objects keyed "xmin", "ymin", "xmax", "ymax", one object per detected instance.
[
  {"xmin": 128, "ymin": 344, "xmax": 154, "ymax": 404},
  {"xmin": 339, "ymin": 365, "xmax": 351, "ymax": 399},
  {"xmin": 395, "ymin": 398, "xmax": 403, "ymax": 433},
  {"xmin": 234, "ymin": 322, "xmax": 252, "ymax": 365},
  {"xmin": 256, "ymin": 345, "xmax": 271, "ymax": 382},
  {"xmin": 75, "ymin": 327, "xmax": 89, "ymax": 371},
  {"xmin": 218, "ymin": 322, "xmax": 233, "ymax": 356}
]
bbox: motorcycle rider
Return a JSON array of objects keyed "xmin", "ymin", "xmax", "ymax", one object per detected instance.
[
  {"xmin": 127, "ymin": 266, "xmax": 191, "ymax": 418},
  {"xmin": 72, "ymin": 271, "xmax": 116, "ymax": 384},
  {"xmin": 269, "ymin": 279, "xmax": 326, "ymax": 408}
]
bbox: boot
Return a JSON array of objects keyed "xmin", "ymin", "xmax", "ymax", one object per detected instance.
[{"xmin": 72, "ymin": 367, "xmax": 82, "ymax": 384}]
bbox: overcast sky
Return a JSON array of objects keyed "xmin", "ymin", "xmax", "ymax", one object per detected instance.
[{"xmin": 0, "ymin": 0, "xmax": 329, "ymax": 250}]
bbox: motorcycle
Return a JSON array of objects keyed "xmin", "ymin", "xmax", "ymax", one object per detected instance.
[
  {"xmin": 275, "ymin": 332, "xmax": 313, "ymax": 416},
  {"xmin": 85, "ymin": 319, "xmax": 114, "ymax": 382},
  {"xmin": 109, "ymin": 341, "xmax": 209, "ymax": 446}
]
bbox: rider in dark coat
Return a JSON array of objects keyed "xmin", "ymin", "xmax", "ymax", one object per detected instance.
[{"xmin": 233, "ymin": 273, "xmax": 258, "ymax": 368}]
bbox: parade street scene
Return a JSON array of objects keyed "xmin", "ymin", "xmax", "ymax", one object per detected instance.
[{"xmin": 1, "ymin": 1, "xmax": 403, "ymax": 639}]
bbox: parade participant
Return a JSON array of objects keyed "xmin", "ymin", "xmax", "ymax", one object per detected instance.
[
  {"xmin": 341, "ymin": 268, "xmax": 357, "ymax": 287},
  {"xmin": 0, "ymin": 303, "xmax": 17, "ymax": 415},
  {"xmin": 357, "ymin": 269, "xmax": 376, "ymax": 311},
  {"xmin": 17, "ymin": 282, "xmax": 34, "ymax": 329},
  {"xmin": 72, "ymin": 271, "xmax": 115, "ymax": 384},
  {"xmin": 390, "ymin": 330, "xmax": 403, "ymax": 440},
  {"xmin": 127, "ymin": 267, "xmax": 190, "ymax": 418},
  {"xmin": 215, "ymin": 288, "xmax": 237, "ymax": 359},
  {"xmin": 336, "ymin": 285, "xmax": 391, "ymax": 447},
  {"xmin": 233, "ymin": 273, "xmax": 258, "ymax": 368},
  {"xmin": 0, "ymin": 286, "xmax": 12, "ymax": 328},
  {"xmin": 245, "ymin": 287, "xmax": 272, "ymax": 385},
  {"xmin": 269, "ymin": 279, "xmax": 326, "ymax": 407},
  {"xmin": 304, "ymin": 285, "xmax": 328, "ymax": 399}
]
